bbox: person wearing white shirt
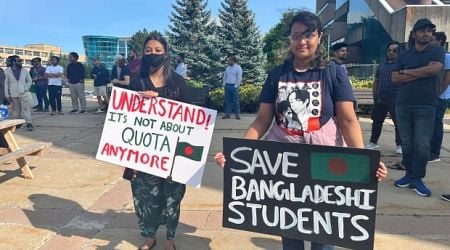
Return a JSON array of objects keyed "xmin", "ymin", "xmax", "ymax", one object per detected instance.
[
  {"xmin": 174, "ymin": 54, "xmax": 187, "ymax": 78},
  {"xmin": 222, "ymin": 55, "xmax": 242, "ymax": 119},
  {"xmin": 45, "ymin": 56, "xmax": 64, "ymax": 115}
]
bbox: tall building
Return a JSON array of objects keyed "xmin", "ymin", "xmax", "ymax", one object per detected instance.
[
  {"xmin": 317, "ymin": 0, "xmax": 450, "ymax": 64},
  {"xmin": 82, "ymin": 36, "xmax": 131, "ymax": 70}
]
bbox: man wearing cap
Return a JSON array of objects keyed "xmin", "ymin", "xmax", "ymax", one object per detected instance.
[{"xmin": 392, "ymin": 18, "xmax": 445, "ymax": 197}]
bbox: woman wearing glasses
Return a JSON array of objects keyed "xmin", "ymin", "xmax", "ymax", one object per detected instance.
[{"xmin": 215, "ymin": 10, "xmax": 387, "ymax": 250}]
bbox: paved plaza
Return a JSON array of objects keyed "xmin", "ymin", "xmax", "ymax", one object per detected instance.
[{"xmin": 0, "ymin": 97, "xmax": 449, "ymax": 249}]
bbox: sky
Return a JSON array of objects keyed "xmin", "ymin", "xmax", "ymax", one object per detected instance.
[{"xmin": 0, "ymin": 0, "xmax": 315, "ymax": 54}]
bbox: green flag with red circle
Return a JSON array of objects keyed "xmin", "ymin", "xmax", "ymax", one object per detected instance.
[
  {"xmin": 175, "ymin": 141, "xmax": 204, "ymax": 161},
  {"xmin": 311, "ymin": 152, "xmax": 370, "ymax": 183}
]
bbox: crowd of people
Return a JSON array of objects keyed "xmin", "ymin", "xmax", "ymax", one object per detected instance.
[{"xmin": 0, "ymin": 9, "xmax": 448, "ymax": 250}]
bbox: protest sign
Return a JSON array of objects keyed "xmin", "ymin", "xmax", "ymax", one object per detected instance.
[
  {"xmin": 222, "ymin": 137, "xmax": 380, "ymax": 249},
  {"xmin": 96, "ymin": 87, "xmax": 217, "ymax": 187}
]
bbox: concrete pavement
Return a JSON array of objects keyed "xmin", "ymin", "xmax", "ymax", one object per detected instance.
[{"xmin": 0, "ymin": 98, "xmax": 449, "ymax": 250}]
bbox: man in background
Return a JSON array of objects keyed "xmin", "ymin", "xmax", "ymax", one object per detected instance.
[
  {"xmin": 67, "ymin": 52, "xmax": 86, "ymax": 113},
  {"xmin": 30, "ymin": 57, "xmax": 49, "ymax": 112},
  {"xmin": 366, "ymin": 41, "xmax": 402, "ymax": 155},
  {"xmin": 222, "ymin": 55, "xmax": 242, "ymax": 120},
  {"xmin": 174, "ymin": 53, "xmax": 187, "ymax": 78},
  {"xmin": 91, "ymin": 58, "xmax": 110, "ymax": 114},
  {"xmin": 127, "ymin": 49, "xmax": 141, "ymax": 82}
]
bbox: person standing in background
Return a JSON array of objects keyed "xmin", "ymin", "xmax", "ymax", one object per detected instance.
[
  {"xmin": 91, "ymin": 58, "xmax": 110, "ymax": 114},
  {"xmin": 67, "ymin": 52, "xmax": 86, "ymax": 114},
  {"xmin": 30, "ymin": 57, "xmax": 49, "ymax": 112},
  {"xmin": 128, "ymin": 49, "xmax": 141, "ymax": 83},
  {"xmin": 222, "ymin": 55, "xmax": 242, "ymax": 120},
  {"xmin": 111, "ymin": 54, "xmax": 131, "ymax": 89},
  {"xmin": 45, "ymin": 56, "xmax": 64, "ymax": 115},
  {"xmin": 174, "ymin": 53, "xmax": 187, "ymax": 78}
]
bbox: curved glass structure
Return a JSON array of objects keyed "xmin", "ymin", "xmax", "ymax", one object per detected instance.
[{"xmin": 82, "ymin": 36, "xmax": 130, "ymax": 70}]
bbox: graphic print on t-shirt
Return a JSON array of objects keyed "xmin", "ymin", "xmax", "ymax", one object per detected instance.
[{"xmin": 276, "ymin": 80, "xmax": 322, "ymax": 135}]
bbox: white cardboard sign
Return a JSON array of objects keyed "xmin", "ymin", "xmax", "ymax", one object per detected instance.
[{"xmin": 96, "ymin": 87, "xmax": 217, "ymax": 187}]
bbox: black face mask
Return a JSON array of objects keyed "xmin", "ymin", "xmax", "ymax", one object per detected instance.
[{"xmin": 142, "ymin": 54, "xmax": 165, "ymax": 70}]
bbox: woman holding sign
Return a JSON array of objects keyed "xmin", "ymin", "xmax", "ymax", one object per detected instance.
[
  {"xmin": 215, "ymin": 11, "xmax": 387, "ymax": 250},
  {"xmin": 130, "ymin": 34, "xmax": 190, "ymax": 250}
]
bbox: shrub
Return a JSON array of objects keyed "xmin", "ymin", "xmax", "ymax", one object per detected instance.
[
  {"xmin": 186, "ymin": 79, "xmax": 206, "ymax": 88},
  {"xmin": 209, "ymin": 84, "xmax": 262, "ymax": 112},
  {"xmin": 350, "ymin": 76, "xmax": 373, "ymax": 89}
]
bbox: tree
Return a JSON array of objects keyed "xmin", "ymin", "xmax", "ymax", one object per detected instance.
[
  {"xmin": 129, "ymin": 28, "xmax": 161, "ymax": 54},
  {"xmin": 167, "ymin": 0, "xmax": 223, "ymax": 86},
  {"xmin": 218, "ymin": 0, "xmax": 265, "ymax": 84},
  {"xmin": 262, "ymin": 9, "xmax": 296, "ymax": 71}
]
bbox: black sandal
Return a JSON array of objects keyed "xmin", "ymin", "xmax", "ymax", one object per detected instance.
[{"xmin": 388, "ymin": 162, "xmax": 406, "ymax": 171}]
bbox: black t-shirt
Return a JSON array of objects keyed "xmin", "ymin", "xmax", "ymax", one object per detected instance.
[
  {"xmin": 393, "ymin": 44, "xmax": 445, "ymax": 105},
  {"xmin": 259, "ymin": 61, "xmax": 354, "ymax": 135},
  {"xmin": 133, "ymin": 71, "xmax": 191, "ymax": 104}
]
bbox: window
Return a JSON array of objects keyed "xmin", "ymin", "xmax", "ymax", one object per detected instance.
[
  {"xmin": 41, "ymin": 52, "xmax": 48, "ymax": 57},
  {"xmin": 0, "ymin": 47, "xmax": 4, "ymax": 53},
  {"xmin": 15, "ymin": 49, "xmax": 23, "ymax": 55},
  {"xmin": 5, "ymin": 48, "xmax": 14, "ymax": 54},
  {"xmin": 33, "ymin": 51, "xmax": 41, "ymax": 56},
  {"xmin": 25, "ymin": 50, "xmax": 32, "ymax": 56}
]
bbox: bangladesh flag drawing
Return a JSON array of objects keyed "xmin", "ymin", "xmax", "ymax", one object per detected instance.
[
  {"xmin": 311, "ymin": 152, "xmax": 370, "ymax": 183},
  {"xmin": 175, "ymin": 141, "xmax": 204, "ymax": 161}
]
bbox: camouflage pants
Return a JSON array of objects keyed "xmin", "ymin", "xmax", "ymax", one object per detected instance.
[{"xmin": 131, "ymin": 172, "xmax": 186, "ymax": 240}]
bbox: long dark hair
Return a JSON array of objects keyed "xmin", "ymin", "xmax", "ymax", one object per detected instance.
[
  {"xmin": 140, "ymin": 34, "xmax": 173, "ymax": 82},
  {"xmin": 286, "ymin": 11, "xmax": 327, "ymax": 69}
]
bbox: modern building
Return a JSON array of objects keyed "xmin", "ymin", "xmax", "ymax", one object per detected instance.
[
  {"xmin": 82, "ymin": 36, "xmax": 131, "ymax": 70},
  {"xmin": 0, "ymin": 43, "xmax": 86, "ymax": 68},
  {"xmin": 317, "ymin": 0, "xmax": 450, "ymax": 65}
]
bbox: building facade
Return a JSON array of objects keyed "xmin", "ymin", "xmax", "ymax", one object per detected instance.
[
  {"xmin": 82, "ymin": 36, "xmax": 131, "ymax": 70},
  {"xmin": 317, "ymin": 0, "xmax": 450, "ymax": 65}
]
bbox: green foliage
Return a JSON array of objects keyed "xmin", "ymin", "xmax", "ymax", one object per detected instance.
[
  {"xmin": 218, "ymin": 0, "xmax": 266, "ymax": 83},
  {"xmin": 262, "ymin": 9, "xmax": 297, "ymax": 71},
  {"xmin": 129, "ymin": 29, "xmax": 162, "ymax": 54},
  {"xmin": 349, "ymin": 76, "xmax": 373, "ymax": 89},
  {"xmin": 186, "ymin": 79, "xmax": 205, "ymax": 88},
  {"xmin": 209, "ymin": 84, "xmax": 262, "ymax": 112},
  {"xmin": 167, "ymin": 0, "xmax": 223, "ymax": 86}
]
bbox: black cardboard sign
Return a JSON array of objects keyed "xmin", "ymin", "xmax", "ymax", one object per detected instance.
[{"xmin": 222, "ymin": 137, "xmax": 380, "ymax": 250}]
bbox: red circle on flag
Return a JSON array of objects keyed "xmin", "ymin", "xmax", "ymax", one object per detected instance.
[
  {"xmin": 328, "ymin": 158, "xmax": 348, "ymax": 176},
  {"xmin": 184, "ymin": 146, "xmax": 193, "ymax": 156}
]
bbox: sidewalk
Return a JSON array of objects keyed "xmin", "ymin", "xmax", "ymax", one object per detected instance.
[{"xmin": 0, "ymin": 100, "xmax": 449, "ymax": 250}]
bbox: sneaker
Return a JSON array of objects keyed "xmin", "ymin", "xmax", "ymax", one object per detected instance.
[
  {"xmin": 58, "ymin": 111, "xmax": 64, "ymax": 115},
  {"xmin": 50, "ymin": 111, "xmax": 57, "ymax": 116},
  {"xmin": 222, "ymin": 115, "xmax": 231, "ymax": 119},
  {"xmin": 235, "ymin": 115, "xmax": 241, "ymax": 120},
  {"xmin": 441, "ymin": 194, "xmax": 450, "ymax": 202},
  {"xmin": 70, "ymin": 109, "xmax": 78, "ymax": 114},
  {"xmin": 394, "ymin": 175, "xmax": 412, "ymax": 188},
  {"xmin": 79, "ymin": 110, "xmax": 86, "ymax": 114},
  {"xmin": 395, "ymin": 145, "xmax": 402, "ymax": 155},
  {"xmin": 365, "ymin": 142, "xmax": 379, "ymax": 149},
  {"xmin": 26, "ymin": 123, "xmax": 33, "ymax": 131},
  {"xmin": 428, "ymin": 156, "xmax": 440, "ymax": 163},
  {"xmin": 95, "ymin": 109, "xmax": 104, "ymax": 114},
  {"xmin": 409, "ymin": 179, "xmax": 431, "ymax": 197}
]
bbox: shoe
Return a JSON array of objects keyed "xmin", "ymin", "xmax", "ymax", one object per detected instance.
[
  {"xmin": 32, "ymin": 105, "xmax": 39, "ymax": 109},
  {"xmin": 50, "ymin": 111, "xmax": 57, "ymax": 116},
  {"xmin": 235, "ymin": 115, "xmax": 241, "ymax": 120},
  {"xmin": 222, "ymin": 115, "xmax": 231, "ymax": 119},
  {"xmin": 394, "ymin": 175, "xmax": 412, "ymax": 188},
  {"xmin": 70, "ymin": 110, "xmax": 78, "ymax": 114},
  {"xmin": 395, "ymin": 145, "xmax": 402, "ymax": 155},
  {"xmin": 138, "ymin": 238, "xmax": 156, "ymax": 250},
  {"xmin": 365, "ymin": 142, "xmax": 379, "ymax": 149},
  {"xmin": 388, "ymin": 162, "xmax": 406, "ymax": 171},
  {"xmin": 409, "ymin": 179, "xmax": 431, "ymax": 197},
  {"xmin": 26, "ymin": 123, "xmax": 33, "ymax": 131},
  {"xmin": 58, "ymin": 111, "xmax": 64, "ymax": 115},
  {"xmin": 95, "ymin": 109, "xmax": 104, "ymax": 114},
  {"xmin": 428, "ymin": 156, "xmax": 440, "ymax": 163},
  {"xmin": 441, "ymin": 194, "xmax": 450, "ymax": 202},
  {"xmin": 44, "ymin": 108, "xmax": 49, "ymax": 112},
  {"xmin": 79, "ymin": 110, "xmax": 86, "ymax": 113}
]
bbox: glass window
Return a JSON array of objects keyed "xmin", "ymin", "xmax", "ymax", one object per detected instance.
[
  {"xmin": 336, "ymin": 0, "xmax": 347, "ymax": 9},
  {"xmin": 25, "ymin": 50, "xmax": 32, "ymax": 56},
  {"xmin": 33, "ymin": 51, "xmax": 41, "ymax": 56},
  {"xmin": 5, "ymin": 48, "xmax": 14, "ymax": 54},
  {"xmin": 0, "ymin": 47, "xmax": 4, "ymax": 53},
  {"xmin": 42, "ymin": 52, "xmax": 48, "ymax": 57},
  {"xmin": 15, "ymin": 49, "xmax": 24, "ymax": 55}
]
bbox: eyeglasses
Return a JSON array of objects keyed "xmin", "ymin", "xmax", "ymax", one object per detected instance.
[{"xmin": 290, "ymin": 31, "xmax": 318, "ymax": 42}]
